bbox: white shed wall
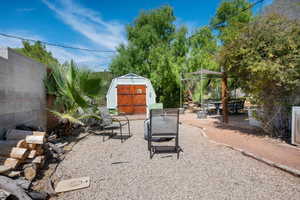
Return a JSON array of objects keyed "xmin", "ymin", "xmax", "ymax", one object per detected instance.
[{"xmin": 106, "ymin": 74, "xmax": 156, "ymax": 110}]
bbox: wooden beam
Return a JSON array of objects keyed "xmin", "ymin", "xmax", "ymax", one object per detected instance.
[{"xmin": 222, "ymin": 72, "xmax": 229, "ymax": 123}]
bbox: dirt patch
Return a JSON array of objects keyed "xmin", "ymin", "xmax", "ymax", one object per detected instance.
[{"xmin": 180, "ymin": 113, "xmax": 300, "ymax": 171}]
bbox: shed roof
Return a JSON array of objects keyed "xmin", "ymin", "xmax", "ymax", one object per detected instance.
[{"xmin": 117, "ymin": 73, "xmax": 146, "ymax": 79}]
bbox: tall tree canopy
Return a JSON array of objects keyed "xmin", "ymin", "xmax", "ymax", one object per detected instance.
[
  {"xmin": 14, "ymin": 41, "xmax": 59, "ymax": 66},
  {"xmin": 220, "ymin": 14, "xmax": 300, "ymax": 136},
  {"xmin": 210, "ymin": 0, "xmax": 252, "ymax": 44},
  {"xmin": 110, "ymin": 6, "xmax": 188, "ymax": 107},
  {"xmin": 264, "ymin": 0, "xmax": 300, "ymax": 20}
]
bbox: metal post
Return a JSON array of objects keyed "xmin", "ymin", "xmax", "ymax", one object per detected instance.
[{"xmin": 180, "ymin": 72, "xmax": 182, "ymax": 108}]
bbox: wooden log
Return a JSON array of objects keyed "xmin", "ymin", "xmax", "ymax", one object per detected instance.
[
  {"xmin": 0, "ymin": 165, "xmax": 11, "ymax": 174},
  {"xmin": 32, "ymin": 156, "xmax": 45, "ymax": 167},
  {"xmin": 0, "ymin": 140, "xmax": 19, "ymax": 157},
  {"xmin": 28, "ymin": 143, "xmax": 37, "ymax": 150},
  {"xmin": 10, "ymin": 147, "xmax": 29, "ymax": 160},
  {"xmin": 28, "ymin": 150, "xmax": 37, "ymax": 159},
  {"xmin": 0, "ymin": 175, "xmax": 32, "ymax": 200},
  {"xmin": 26, "ymin": 135, "xmax": 45, "ymax": 145},
  {"xmin": 6, "ymin": 129, "xmax": 33, "ymax": 140},
  {"xmin": 4, "ymin": 158, "xmax": 20, "ymax": 169},
  {"xmin": 33, "ymin": 131, "xmax": 46, "ymax": 137},
  {"xmin": 16, "ymin": 139, "xmax": 29, "ymax": 148},
  {"xmin": 36, "ymin": 146, "xmax": 44, "ymax": 156},
  {"xmin": 4, "ymin": 170, "xmax": 21, "ymax": 178},
  {"xmin": 23, "ymin": 163, "xmax": 37, "ymax": 181}
]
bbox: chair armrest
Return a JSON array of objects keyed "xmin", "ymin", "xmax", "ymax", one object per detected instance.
[
  {"xmin": 112, "ymin": 115, "xmax": 129, "ymax": 125},
  {"xmin": 115, "ymin": 113, "xmax": 130, "ymax": 124}
]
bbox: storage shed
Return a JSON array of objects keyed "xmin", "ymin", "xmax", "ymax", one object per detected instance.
[{"xmin": 106, "ymin": 73, "xmax": 156, "ymax": 114}]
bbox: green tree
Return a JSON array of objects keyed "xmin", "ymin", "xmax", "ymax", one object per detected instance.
[
  {"xmin": 14, "ymin": 41, "xmax": 59, "ymax": 66},
  {"xmin": 264, "ymin": 0, "xmax": 300, "ymax": 20},
  {"xmin": 186, "ymin": 26, "xmax": 219, "ymax": 102},
  {"xmin": 110, "ymin": 6, "xmax": 188, "ymax": 107},
  {"xmin": 210, "ymin": 0, "xmax": 252, "ymax": 44},
  {"xmin": 220, "ymin": 14, "xmax": 300, "ymax": 137}
]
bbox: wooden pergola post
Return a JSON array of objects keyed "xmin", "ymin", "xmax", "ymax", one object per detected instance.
[{"xmin": 221, "ymin": 71, "xmax": 229, "ymax": 123}]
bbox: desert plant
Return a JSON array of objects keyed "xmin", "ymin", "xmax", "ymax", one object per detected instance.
[{"xmin": 45, "ymin": 61, "xmax": 104, "ymax": 133}]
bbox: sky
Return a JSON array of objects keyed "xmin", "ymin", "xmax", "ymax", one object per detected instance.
[{"xmin": 0, "ymin": 0, "xmax": 272, "ymax": 71}]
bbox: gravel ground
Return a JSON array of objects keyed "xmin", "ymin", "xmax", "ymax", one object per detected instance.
[{"xmin": 55, "ymin": 120, "xmax": 300, "ymax": 200}]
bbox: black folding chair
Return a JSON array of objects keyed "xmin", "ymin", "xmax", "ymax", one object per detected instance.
[
  {"xmin": 99, "ymin": 107, "xmax": 131, "ymax": 142},
  {"xmin": 148, "ymin": 108, "xmax": 181, "ymax": 159}
]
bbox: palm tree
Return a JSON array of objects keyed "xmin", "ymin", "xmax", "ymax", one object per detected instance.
[{"xmin": 45, "ymin": 61, "xmax": 104, "ymax": 135}]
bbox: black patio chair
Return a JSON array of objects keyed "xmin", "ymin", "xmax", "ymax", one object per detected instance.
[
  {"xmin": 99, "ymin": 107, "xmax": 131, "ymax": 142},
  {"xmin": 148, "ymin": 108, "xmax": 181, "ymax": 159}
]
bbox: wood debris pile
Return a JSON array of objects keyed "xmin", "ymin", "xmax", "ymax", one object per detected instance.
[{"xmin": 0, "ymin": 128, "xmax": 66, "ymax": 200}]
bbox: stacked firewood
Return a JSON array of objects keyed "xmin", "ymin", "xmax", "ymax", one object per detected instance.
[{"xmin": 0, "ymin": 129, "xmax": 46, "ymax": 181}]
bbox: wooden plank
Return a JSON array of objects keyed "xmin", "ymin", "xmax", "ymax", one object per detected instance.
[
  {"xmin": 25, "ymin": 135, "xmax": 45, "ymax": 144},
  {"xmin": 55, "ymin": 177, "xmax": 90, "ymax": 193},
  {"xmin": 10, "ymin": 148, "xmax": 28, "ymax": 160},
  {"xmin": 6, "ymin": 129, "xmax": 33, "ymax": 140},
  {"xmin": 4, "ymin": 158, "xmax": 20, "ymax": 169}
]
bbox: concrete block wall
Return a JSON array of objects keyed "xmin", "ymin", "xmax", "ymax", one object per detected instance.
[{"xmin": 0, "ymin": 47, "xmax": 46, "ymax": 130}]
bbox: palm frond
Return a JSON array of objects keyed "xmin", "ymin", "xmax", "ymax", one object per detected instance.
[{"xmin": 50, "ymin": 110, "xmax": 84, "ymax": 125}]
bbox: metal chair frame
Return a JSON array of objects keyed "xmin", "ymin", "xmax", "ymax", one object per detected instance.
[
  {"xmin": 99, "ymin": 107, "xmax": 131, "ymax": 143},
  {"xmin": 147, "ymin": 108, "xmax": 181, "ymax": 159}
]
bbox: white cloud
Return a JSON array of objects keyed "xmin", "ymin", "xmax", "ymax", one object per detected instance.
[{"xmin": 42, "ymin": 0, "xmax": 126, "ymax": 51}]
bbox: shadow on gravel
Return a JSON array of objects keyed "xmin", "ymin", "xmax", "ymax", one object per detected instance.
[{"xmin": 111, "ymin": 161, "xmax": 130, "ymax": 165}]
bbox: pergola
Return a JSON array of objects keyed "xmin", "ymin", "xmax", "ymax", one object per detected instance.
[{"xmin": 181, "ymin": 69, "xmax": 229, "ymax": 123}]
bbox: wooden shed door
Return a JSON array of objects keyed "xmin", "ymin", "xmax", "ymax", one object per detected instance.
[{"xmin": 117, "ymin": 85, "xmax": 147, "ymax": 114}]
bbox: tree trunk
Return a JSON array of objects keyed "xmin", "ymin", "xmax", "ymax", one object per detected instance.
[{"xmin": 222, "ymin": 72, "xmax": 229, "ymax": 123}]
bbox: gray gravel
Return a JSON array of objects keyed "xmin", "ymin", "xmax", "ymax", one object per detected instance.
[{"xmin": 55, "ymin": 120, "xmax": 300, "ymax": 200}]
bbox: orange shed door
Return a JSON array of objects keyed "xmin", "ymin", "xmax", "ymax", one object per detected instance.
[{"xmin": 117, "ymin": 85, "xmax": 147, "ymax": 114}]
